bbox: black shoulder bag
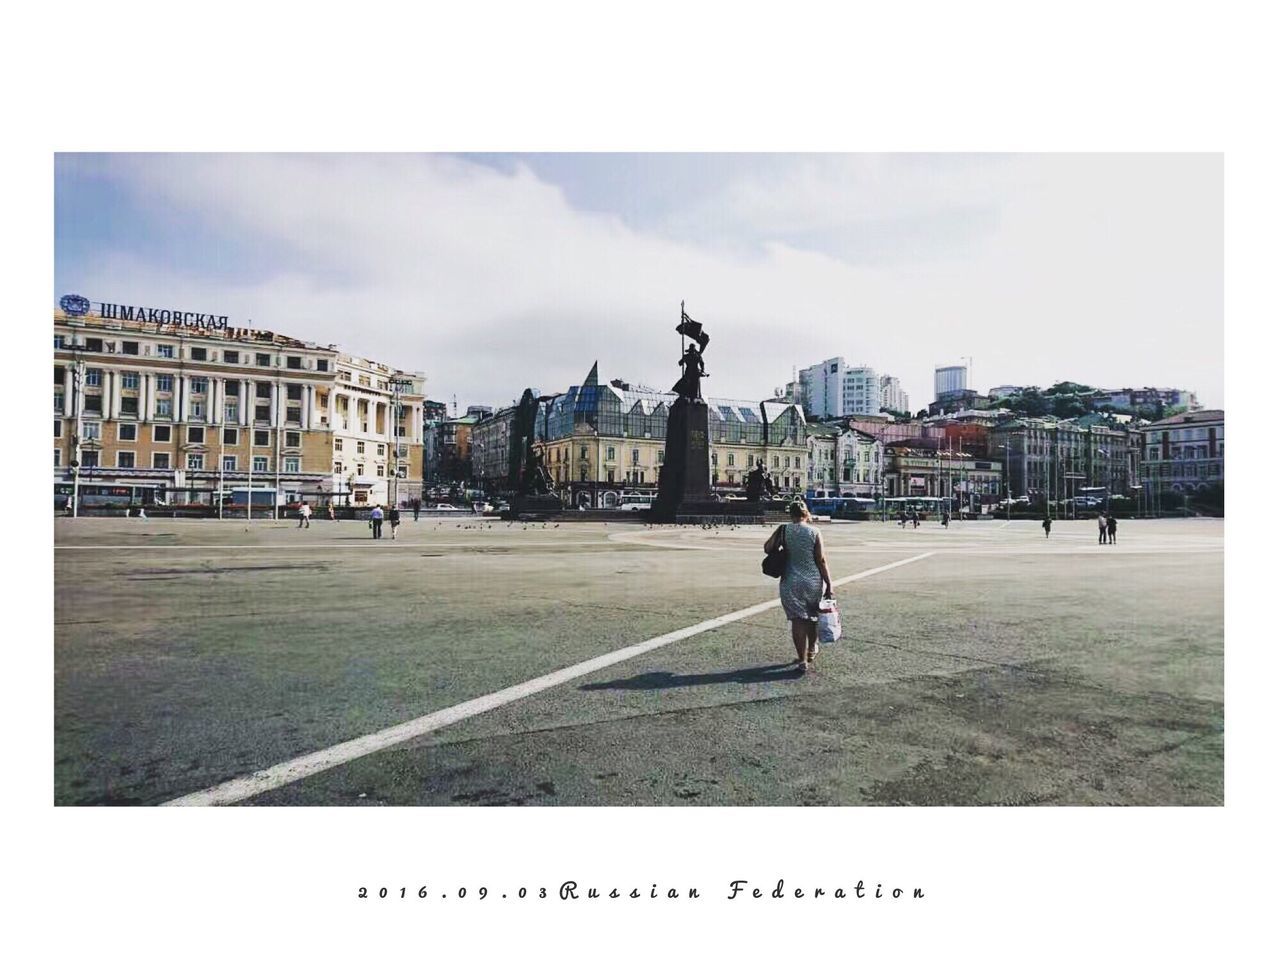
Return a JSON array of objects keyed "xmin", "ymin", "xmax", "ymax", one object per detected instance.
[{"xmin": 762, "ymin": 524, "xmax": 787, "ymax": 578}]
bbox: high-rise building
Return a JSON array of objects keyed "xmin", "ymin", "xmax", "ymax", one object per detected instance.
[
  {"xmin": 797, "ymin": 357, "xmax": 883, "ymax": 418},
  {"xmin": 935, "ymin": 364, "xmax": 967, "ymax": 400},
  {"xmin": 880, "ymin": 375, "xmax": 910, "ymax": 415}
]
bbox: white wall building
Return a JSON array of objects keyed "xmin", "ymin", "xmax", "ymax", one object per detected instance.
[
  {"xmin": 880, "ymin": 375, "xmax": 910, "ymax": 414},
  {"xmin": 798, "ymin": 357, "xmax": 884, "ymax": 418},
  {"xmin": 935, "ymin": 364, "xmax": 967, "ymax": 400}
]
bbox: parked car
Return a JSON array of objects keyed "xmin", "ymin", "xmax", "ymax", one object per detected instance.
[{"xmin": 432, "ymin": 503, "xmax": 462, "ymax": 512}]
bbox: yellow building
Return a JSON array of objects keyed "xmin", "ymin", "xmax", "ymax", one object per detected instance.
[
  {"xmin": 533, "ymin": 364, "xmax": 808, "ymax": 508},
  {"xmin": 54, "ymin": 298, "xmax": 424, "ymax": 510}
]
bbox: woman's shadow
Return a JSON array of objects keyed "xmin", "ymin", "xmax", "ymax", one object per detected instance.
[{"xmin": 581, "ymin": 662, "xmax": 804, "ymax": 691}]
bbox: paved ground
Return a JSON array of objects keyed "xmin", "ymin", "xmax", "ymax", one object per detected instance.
[{"xmin": 53, "ymin": 516, "xmax": 1223, "ymax": 805}]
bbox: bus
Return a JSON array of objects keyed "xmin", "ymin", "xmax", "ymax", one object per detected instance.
[
  {"xmin": 54, "ymin": 482, "xmax": 165, "ymax": 511},
  {"xmin": 883, "ymin": 496, "xmax": 948, "ymax": 519},
  {"xmin": 618, "ymin": 491, "xmax": 657, "ymax": 512},
  {"xmin": 805, "ymin": 494, "xmax": 879, "ymax": 519}
]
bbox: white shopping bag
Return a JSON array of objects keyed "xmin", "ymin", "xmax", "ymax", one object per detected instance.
[{"xmin": 818, "ymin": 597, "xmax": 842, "ymax": 644}]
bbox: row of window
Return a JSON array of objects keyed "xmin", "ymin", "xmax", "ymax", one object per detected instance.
[
  {"xmin": 60, "ymin": 369, "xmax": 311, "ymax": 400},
  {"xmin": 332, "ymin": 461, "xmax": 404, "ymax": 478},
  {"xmin": 55, "ymin": 336, "xmax": 328, "ymax": 371},
  {"xmin": 58, "ymin": 449, "xmax": 300, "ymax": 472},
  {"xmin": 63, "ymin": 421, "xmax": 308, "ymax": 448}
]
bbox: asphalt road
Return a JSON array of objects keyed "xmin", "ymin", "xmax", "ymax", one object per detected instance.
[{"xmin": 53, "ymin": 516, "xmax": 1223, "ymax": 805}]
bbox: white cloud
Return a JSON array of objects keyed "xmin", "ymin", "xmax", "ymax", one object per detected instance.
[{"xmin": 59, "ymin": 153, "xmax": 1223, "ymax": 410}]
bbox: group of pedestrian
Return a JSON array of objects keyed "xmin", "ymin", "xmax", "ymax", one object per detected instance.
[
  {"xmin": 897, "ymin": 509, "xmax": 921, "ymax": 529},
  {"xmin": 1097, "ymin": 512, "xmax": 1118, "ymax": 545},
  {"xmin": 368, "ymin": 504, "xmax": 401, "ymax": 539}
]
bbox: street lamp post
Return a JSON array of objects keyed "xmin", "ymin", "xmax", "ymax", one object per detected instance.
[{"xmin": 70, "ymin": 352, "xmax": 85, "ymax": 518}]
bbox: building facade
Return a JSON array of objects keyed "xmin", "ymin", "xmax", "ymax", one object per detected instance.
[
  {"xmin": 934, "ymin": 364, "xmax": 967, "ymax": 400},
  {"xmin": 988, "ymin": 417, "xmax": 1134, "ymax": 504},
  {"xmin": 883, "ymin": 444, "xmax": 1002, "ymax": 508},
  {"xmin": 1137, "ymin": 409, "xmax": 1224, "ymax": 503},
  {"xmin": 835, "ymin": 428, "xmax": 884, "ymax": 498},
  {"xmin": 880, "ymin": 375, "xmax": 910, "ymax": 415},
  {"xmin": 798, "ymin": 357, "xmax": 883, "ymax": 418},
  {"xmin": 805, "ymin": 424, "xmax": 840, "ymax": 495},
  {"xmin": 534, "ymin": 364, "xmax": 809, "ymax": 508},
  {"xmin": 54, "ymin": 306, "xmax": 425, "ymax": 509}
]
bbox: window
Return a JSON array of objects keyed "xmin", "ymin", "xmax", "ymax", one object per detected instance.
[
  {"xmin": 375, "ymin": 464, "xmax": 384, "ymax": 477},
  {"xmin": 376, "ymin": 444, "xmax": 385, "ymax": 457},
  {"xmin": 187, "ymin": 426, "xmax": 205, "ymax": 444},
  {"xmin": 334, "ymin": 438, "xmax": 343, "ymax": 451},
  {"xmin": 580, "ymin": 446, "xmax": 588, "ymax": 461},
  {"xmin": 55, "ymin": 420, "xmax": 63, "ymax": 438},
  {"xmin": 84, "ymin": 395, "xmax": 102, "ymax": 414},
  {"xmin": 253, "ymin": 456, "xmax": 268, "ymax": 472},
  {"xmin": 580, "ymin": 466, "xmax": 588, "ymax": 482},
  {"xmin": 84, "ymin": 338, "xmax": 104, "ymax": 353},
  {"xmin": 316, "ymin": 359, "xmax": 329, "ymax": 372},
  {"xmin": 254, "ymin": 430, "xmax": 270, "ymax": 446},
  {"xmin": 286, "ymin": 407, "xmax": 301, "ymax": 424},
  {"xmin": 284, "ymin": 457, "xmax": 301, "ymax": 473},
  {"xmin": 255, "ymin": 404, "xmax": 271, "ymax": 423},
  {"xmin": 256, "ymin": 353, "xmax": 271, "ymax": 367},
  {"xmin": 85, "ymin": 368, "xmax": 102, "ymax": 387},
  {"xmin": 117, "ymin": 451, "xmax": 135, "ymax": 468},
  {"xmin": 156, "ymin": 374, "xmax": 173, "ymax": 392},
  {"xmin": 153, "ymin": 452, "xmax": 171, "ymax": 469},
  {"xmin": 333, "ymin": 461, "xmax": 343, "ymax": 474},
  {"xmin": 54, "ymin": 449, "xmax": 61, "ymax": 467},
  {"xmin": 223, "ymin": 428, "xmax": 239, "ymax": 445},
  {"xmin": 631, "ymin": 448, "xmax": 640, "ymax": 465},
  {"xmin": 153, "ymin": 425, "xmax": 172, "ymax": 442},
  {"xmin": 773, "ymin": 456, "xmax": 780, "ymax": 468},
  {"xmin": 356, "ymin": 463, "xmax": 365, "ymax": 476},
  {"xmin": 285, "ymin": 431, "xmax": 300, "ymax": 448},
  {"xmin": 54, "ymin": 394, "xmax": 64, "ymax": 414},
  {"xmin": 54, "ymin": 335, "xmax": 66, "ymax": 350},
  {"xmin": 607, "ymin": 469, "xmax": 615, "ymax": 483},
  {"xmin": 357, "ymin": 441, "xmax": 365, "ymax": 454},
  {"xmin": 190, "ymin": 400, "xmax": 206, "ymax": 420},
  {"xmin": 119, "ymin": 423, "xmax": 137, "ymax": 442},
  {"xmin": 191, "ymin": 377, "xmax": 208, "ymax": 394},
  {"xmin": 223, "ymin": 350, "xmax": 239, "ymax": 365},
  {"xmin": 224, "ymin": 400, "xmax": 238, "ymax": 422},
  {"xmin": 359, "ymin": 375, "xmax": 371, "ymax": 387},
  {"xmin": 122, "ymin": 341, "xmax": 139, "ymax": 356},
  {"xmin": 157, "ymin": 344, "xmax": 174, "ymax": 358},
  {"xmin": 222, "ymin": 456, "xmax": 237, "ymax": 471},
  {"xmin": 287, "ymin": 356, "xmax": 302, "ymax": 369},
  {"xmin": 190, "ymin": 347, "xmax": 207, "ymax": 361},
  {"xmin": 81, "ymin": 450, "xmax": 100, "ymax": 467},
  {"xmin": 187, "ymin": 454, "xmax": 205, "ymax": 471},
  {"xmin": 121, "ymin": 372, "xmax": 139, "ymax": 390},
  {"xmin": 727, "ymin": 453, "xmax": 735, "ymax": 466},
  {"xmin": 287, "ymin": 384, "xmax": 302, "ymax": 400},
  {"xmin": 121, "ymin": 397, "xmax": 138, "ymax": 416},
  {"xmin": 606, "ymin": 446, "xmax": 616, "ymax": 460}
]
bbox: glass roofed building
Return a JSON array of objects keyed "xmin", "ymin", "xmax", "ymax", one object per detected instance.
[{"xmin": 536, "ymin": 362, "xmax": 809, "ymax": 508}]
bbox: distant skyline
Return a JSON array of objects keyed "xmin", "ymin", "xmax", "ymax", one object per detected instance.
[{"xmin": 55, "ymin": 153, "xmax": 1223, "ymax": 412}]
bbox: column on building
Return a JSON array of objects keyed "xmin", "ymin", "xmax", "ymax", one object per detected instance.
[
  {"xmin": 177, "ymin": 375, "xmax": 189, "ymax": 422},
  {"xmin": 62, "ymin": 366, "xmax": 73, "ymax": 418},
  {"xmin": 140, "ymin": 373, "xmax": 151, "ymax": 422},
  {"xmin": 102, "ymin": 370, "xmax": 114, "ymax": 420},
  {"xmin": 303, "ymin": 385, "xmax": 313, "ymax": 430},
  {"xmin": 241, "ymin": 379, "xmax": 251, "ymax": 426},
  {"xmin": 210, "ymin": 378, "xmax": 221, "ymax": 426}
]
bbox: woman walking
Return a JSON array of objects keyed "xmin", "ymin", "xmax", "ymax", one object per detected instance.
[{"xmin": 764, "ymin": 500, "xmax": 834, "ymax": 672}]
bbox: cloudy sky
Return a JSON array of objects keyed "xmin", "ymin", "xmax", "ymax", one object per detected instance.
[{"xmin": 55, "ymin": 153, "xmax": 1223, "ymax": 411}]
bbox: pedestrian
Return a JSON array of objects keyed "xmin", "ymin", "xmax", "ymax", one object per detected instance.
[
  {"xmin": 763, "ymin": 499, "xmax": 835, "ymax": 673},
  {"xmin": 941, "ymin": 512, "xmax": 950, "ymax": 528},
  {"xmin": 389, "ymin": 504, "xmax": 401, "ymax": 540},
  {"xmin": 911, "ymin": 509, "xmax": 919, "ymax": 529},
  {"xmin": 1097, "ymin": 512, "xmax": 1107, "ymax": 545},
  {"xmin": 63, "ymin": 495, "xmax": 73, "ymax": 516},
  {"xmin": 327, "ymin": 501, "xmax": 336, "ymax": 522},
  {"xmin": 297, "ymin": 501, "xmax": 312, "ymax": 529},
  {"xmin": 412, "ymin": 498, "xmax": 421, "ymax": 522},
  {"xmin": 1107, "ymin": 513, "xmax": 1118, "ymax": 545},
  {"xmin": 137, "ymin": 507, "xmax": 148, "ymax": 521},
  {"xmin": 1042, "ymin": 516, "xmax": 1052, "ymax": 538},
  {"xmin": 370, "ymin": 503, "xmax": 384, "ymax": 539}
]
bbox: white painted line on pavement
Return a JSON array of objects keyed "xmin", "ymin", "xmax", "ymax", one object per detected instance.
[
  {"xmin": 55, "ymin": 540, "xmax": 609, "ymax": 551},
  {"xmin": 163, "ymin": 550, "xmax": 936, "ymax": 806}
]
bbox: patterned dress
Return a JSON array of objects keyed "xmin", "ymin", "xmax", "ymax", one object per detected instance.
[{"xmin": 779, "ymin": 521, "xmax": 823, "ymax": 622}]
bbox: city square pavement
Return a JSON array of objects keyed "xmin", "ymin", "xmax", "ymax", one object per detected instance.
[{"xmin": 53, "ymin": 515, "xmax": 1223, "ymax": 805}]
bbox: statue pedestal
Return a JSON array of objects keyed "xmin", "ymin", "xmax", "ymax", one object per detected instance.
[{"xmin": 652, "ymin": 398, "xmax": 721, "ymax": 522}]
